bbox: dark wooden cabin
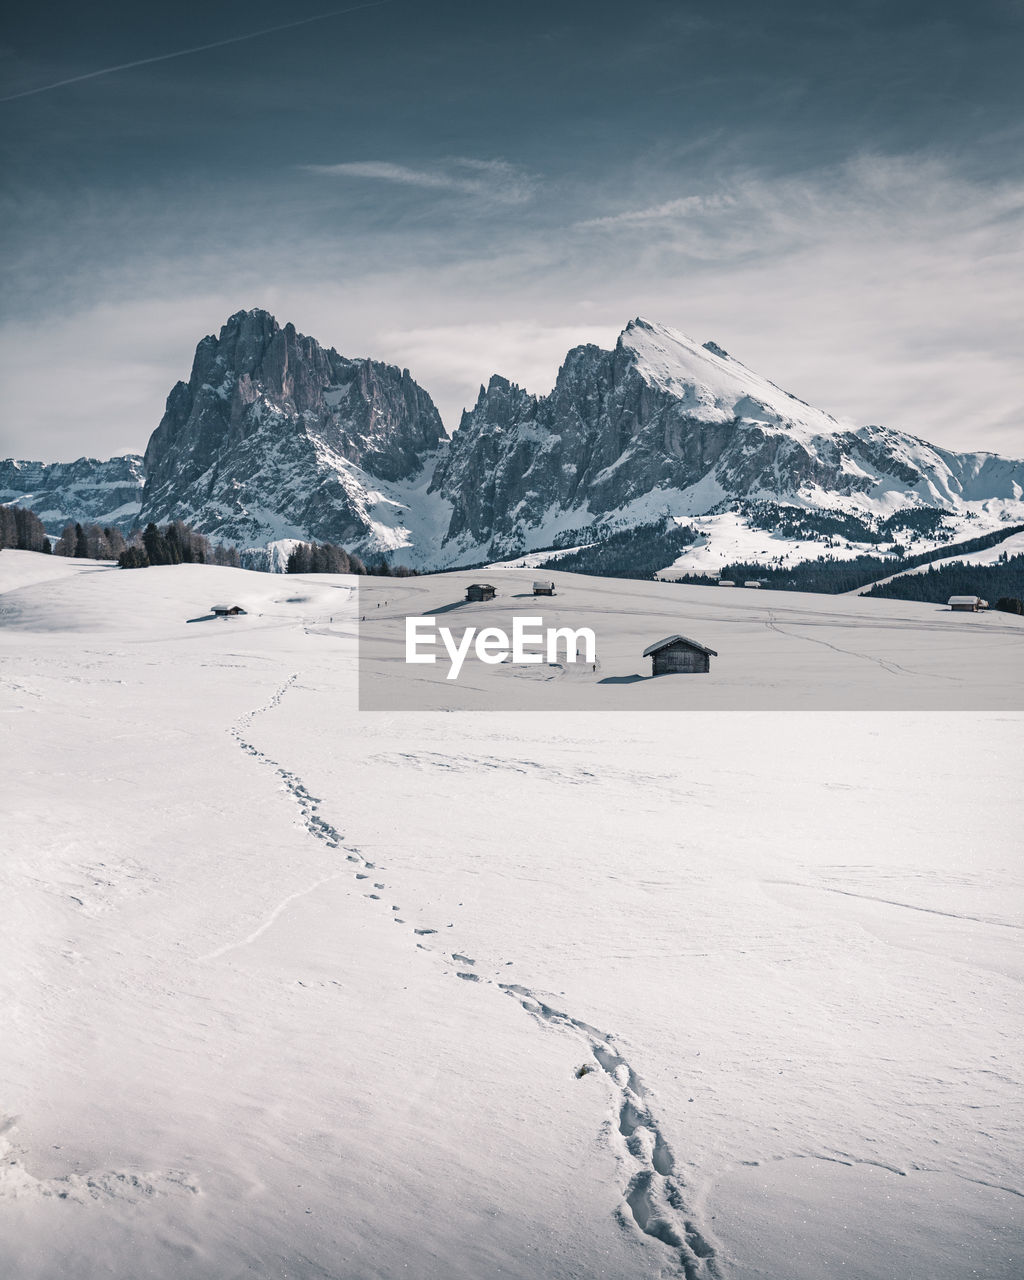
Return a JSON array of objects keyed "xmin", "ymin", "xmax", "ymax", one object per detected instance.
[
  {"xmin": 643, "ymin": 634, "xmax": 717, "ymax": 675},
  {"xmin": 211, "ymin": 604, "xmax": 247, "ymax": 618},
  {"xmin": 465, "ymin": 583, "xmax": 496, "ymax": 602},
  {"xmin": 948, "ymin": 595, "xmax": 987, "ymax": 612},
  {"xmin": 533, "ymin": 580, "xmax": 555, "ymax": 596}
]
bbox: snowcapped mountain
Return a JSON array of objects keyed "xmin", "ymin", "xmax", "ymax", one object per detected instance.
[
  {"xmin": 0, "ymin": 455, "xmax": 144, "ymax": 533},
  {"xmin": 7, "ymin": 312, "xmax": 1023, "ymax": 570},
  {"xmin": 138, "ymin": 309, "xmax": 449, "ymax": 553},
  {"xmin": 429, "ymin": 318, "xmax": 1024, "ymax": 563}
]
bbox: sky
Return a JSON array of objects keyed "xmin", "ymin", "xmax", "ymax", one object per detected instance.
[{"xmin": 1, "ymin": 0, "xmax": 1023, "ymax": 461}]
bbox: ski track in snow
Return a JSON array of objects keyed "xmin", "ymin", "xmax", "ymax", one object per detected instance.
[
  {"xmin": 772, "ymin": 880, "xmax": 1024, "ymax": 931},
  {"xmin": 203, "ymin": 672, "xmax": 721, "ymax": 1279},
  {"xmin": 764, "ymin": 611, "xmax": 952, "ymax": 680}
]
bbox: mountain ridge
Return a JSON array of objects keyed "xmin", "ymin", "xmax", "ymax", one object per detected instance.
[{"xmin": 4, "ymin": 309, "xmax": 1022, "ymax": 571}]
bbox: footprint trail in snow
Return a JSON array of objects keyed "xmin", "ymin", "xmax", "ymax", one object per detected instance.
[
  {"xmin": 218, "ymin": 673, "xmax": 721, "ymax": 1278},
  {"xmin": 500, "ymin": 983, "xmax": 720, "ymax": 1279}
]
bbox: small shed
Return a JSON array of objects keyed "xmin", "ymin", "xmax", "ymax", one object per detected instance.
[
  {"xmin": 948, "ymin": 595, "xmax": 987, "ymax": 612},
  {"xmin": 643, "ymin": 634, "xmax": 718, "ymax": 675},
  {"xmin": 211, "ymin": 604, "xmax": 247, "ymax": 618},
  {"xmin": 718, "ymin": 579, "xmax": 736, "ymax": 588},
  {"xmin": 533, "ymin": 580, "xmax": 555, "ymax": 596},
  {"xmin": 466, "ymin": 583, "xmax": 496, "ymax": 602},
  {"xmin": 743, "ymin": 580, "xmax": 762, "ymax": 589}
]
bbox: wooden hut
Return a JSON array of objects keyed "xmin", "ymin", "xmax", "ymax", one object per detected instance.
[
  {"xmin": 465, "ymin": 583, "xmax": 496, "ymax": 602},
  {"xmin": 718, "ymin": 579, "xmax": 736, "ymax": 588},
  {"xmin": 643, "ymin": 634, "xmax": 718, "ymax": 675},
  {"xmin": 211, "ymin": 604, "xmax": 247, "ymax": 618},
  {"xmin": 533, "ymin": 580, "xmax": 555, "ymax": 596},
  {"xmin": 948, "ymin": 595, "xmax": 987, "ymax": 612}
]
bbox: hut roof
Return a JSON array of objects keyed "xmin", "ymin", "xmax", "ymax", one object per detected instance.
[
  {"xmin": 469, "ymin": 583, "xmax": 495, "ymax": 589},
  {"xmin": 948, "ymin": 595, "xmax": 981, "ymax": 605},
  {"xmin": 642, "ymin": 634, "xmax": 718, "ymax": 658}
]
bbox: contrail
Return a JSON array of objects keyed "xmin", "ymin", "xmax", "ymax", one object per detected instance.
[{"xmin": 1, "ymin": 1, "xmax": 391, "ymax": 103}]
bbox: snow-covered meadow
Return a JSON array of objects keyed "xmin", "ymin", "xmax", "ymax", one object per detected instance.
[{"xmin": 2, "ymin": 550, "xmax": 1022, "ymax": 1279}]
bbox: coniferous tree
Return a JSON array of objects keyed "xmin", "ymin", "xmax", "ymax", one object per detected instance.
[
  {"xmin": 74, "ymin": 523, "xmax": 89, "ymax": 558},
  {"xmin": 54, "ymin": 521, "xmax": 76, "ymax": 556},
  {"xmin": 212, "ymin": 542, "xmax": 241, "ymax": 567},
  {"xmin": 142, "ymin": 522, "xmax": 170, "ymax": 566},
  {"xmin": 0, "ymin": 503, "xmax": 50, "ymax": 552},
  {"xmin": 285, "ymin": 540, "xmax": 384, "ymax": 575},
  {"xmin": 118, "ymin": 546, "xmax": 149, "ymax": 568},
  {"xmin": 286, "ymin": 543, "xmax": 311, "ymax": 574},
  {"xmin": 104, "ymin": 527, "xmax": 127, "ymax": 558}
]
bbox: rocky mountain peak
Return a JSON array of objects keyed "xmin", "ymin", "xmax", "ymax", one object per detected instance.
[
  {"xmin": 21, "ymin": 310, "xmax": 1020, "ymax": 571},
  {"xmin": 138, "ymin": 310, "xmax": 445, "ymax": 549}
]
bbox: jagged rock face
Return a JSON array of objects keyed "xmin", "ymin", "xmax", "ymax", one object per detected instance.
[
  {"xmin": 0, "ymin": 455, "xmax": 144, "ymax": 532},
  {"xmin": 140, "ymin": 309, "xmax": 446, "ymax": 546},
  {"xmin": 11, "ymin": 313, "xmax": 1022, "ymax": 568},
  {"xmin": 431, "ymin": 319, "xmax": 1024, "ymax": 553}
]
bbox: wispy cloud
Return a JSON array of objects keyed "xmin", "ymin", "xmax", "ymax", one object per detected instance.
[
  {"xmin": 574, "ymin": 154, "xmax": 1024, "ymax": 262},
  {"xmin": 576, "ymin": 192, "xmax": 737, "ymax": 230},
  {"xmin": 303, "ymin": 158, "xmax": 537, "ymax": 205},
  {"xmin": 4, "ymin": 153, "xmax": 1023, "ymax": 460}
]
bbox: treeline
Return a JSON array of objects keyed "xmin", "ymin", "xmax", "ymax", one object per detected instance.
[
  {"xmin": 739, "ymin": 501, "xmax": 883, "ymax": 545},
  {"xmin": 711, "ymin": 555, "xmax": 908, "ymax": 595},
  {"xmin": 539, "ymin": 519, "xmax": 699, "ymax": 579},
  {"xmin": 55, "ymin": 521, "xmax": 128, "ymax": 559},
  {"xmin": 0, "ymin": 503, "xmax": 50, "ymax": 553},
  {"xmin": 863, "ymin": 555, "xmax": 1024, "ymax": 605},
  {"xmin": 286, "ymin": 540, "xmax": 418, "ymax": 576},
  {"xmin": 118, "ymin": 521, "xmax": 241, "ymax": 569},
  {"xmin": 667, "ymin": 524, "xmax": 1024, "ymax": 595},
  {"xmin": 736, "ymin": 500, "xmax": 967, "ymax": 546}
]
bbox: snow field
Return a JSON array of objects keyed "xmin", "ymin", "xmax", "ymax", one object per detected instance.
[{"xmin": 1, "ymin": 550, "xmax": 1021, "ymax": 1279}]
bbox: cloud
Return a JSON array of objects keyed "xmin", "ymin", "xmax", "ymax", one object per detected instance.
[
  {"xmin": 3, "ymin": 152, "xmax": 1022, "ymax": 463},
  {"xmin": 575, "ymin": 192, "xmax": 737, "ymax": 230},
  {"xmin": 303, "ymin": 158, "xmax": 537, "ymax": 205},
  {"xmin": 370, "ymin": 321, "xmax": 619, "ymax": 428},
  {"xmin": 573, "ymin": 153, "xmax": 1024, "ymax": 263},
  {"xmin": 554, "ymin": 154, "xmax": 1024, "ymax": 455}
]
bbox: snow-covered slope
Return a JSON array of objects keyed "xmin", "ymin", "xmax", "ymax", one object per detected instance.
[
  {"xmin": 9, "ymin": 314, "xmax": 1024, "ymax": 573},
  {"xmin": 2, "ymin": 550, "xmax": 1022, "ymax": 1280},
  {"xmin": 0, "ymin": 455, "xmax": 144, "ymax": 532},
  {"xmin": 138, "ymin": 309, "xmax": 450, "ymax": 557},
  {"xmin": 430, "ymin": 319, "xmax": 1024, "ymax": 564}
]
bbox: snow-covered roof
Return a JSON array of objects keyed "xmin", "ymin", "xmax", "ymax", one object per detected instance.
[
  {"xmin": 948, "ymin": 596, "xmax": 982, "ymax": 605},
  {"xmin": 643, "ymin": 634, "xmax": 718, "ymax": 658}
]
